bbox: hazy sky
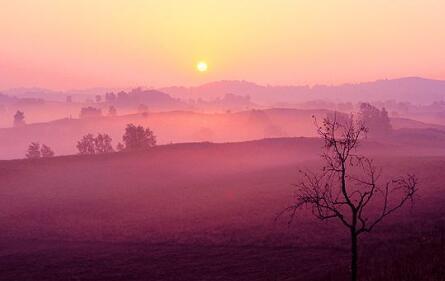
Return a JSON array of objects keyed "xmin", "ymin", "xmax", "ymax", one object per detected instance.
[{"xmin": 1, "ymin": 0, "xmax": 444, "ymax": 90}]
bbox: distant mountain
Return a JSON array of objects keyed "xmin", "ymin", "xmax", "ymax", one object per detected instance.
[
  {"xmin": 161, "ymin": 80, "xmax": 318, "ymax": 106},
  {"xmin": 2, "ymin": 87, "xmax": 121, "ymax": 102},
  {"xmin": 2, "ymin": 88, "xmax": 66, "ymax": 101},
  {"xmin": 0, "ymin": 93, "xmax": 18, "ymax": 103},
  {"xmin": 160, "ymin": 77, "xmax": 445, "ymax": 105},
  {"xmin": 4, "ymin": 77, "xmax": 445, "ymax": 105}
]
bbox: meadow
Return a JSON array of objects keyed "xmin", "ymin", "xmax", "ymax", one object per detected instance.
[{"xmin": 0, "ymin": 138, "xmax": 444, "ymax": 280}]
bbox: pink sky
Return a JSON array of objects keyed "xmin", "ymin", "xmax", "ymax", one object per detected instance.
[{"xmin": 1, "ymin": 0, "xmax": 444, "ymax": 90}]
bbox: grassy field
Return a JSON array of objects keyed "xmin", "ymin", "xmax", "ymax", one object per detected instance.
[{"xmin": 0, "ymin": 138, "xmax": 444, "ymax": 280}]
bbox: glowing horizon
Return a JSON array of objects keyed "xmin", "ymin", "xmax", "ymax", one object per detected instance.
[{"xmin": 1, "ymin": 0, "xmax": 444, "ymax": 90}]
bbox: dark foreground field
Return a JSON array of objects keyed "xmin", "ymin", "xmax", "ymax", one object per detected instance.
[
  {"xmin": 0, "ymin": 138, "xmax": 444, "ymax": 280},
  {"xmin": 1, "ymin": 233, "xmax": 443, "ymax": 281},
  {"xmin": 0, "ymin": 240, "xmax": 348, "ymax": 281}
]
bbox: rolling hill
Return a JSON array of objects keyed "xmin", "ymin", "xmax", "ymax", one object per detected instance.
[
  {"xmin": 0, "ymin": 138, "xmax": 444, "ymax": 280},
  {"xmin": 161, "ymin": 77, "xmax": 445, "ymax": 105},
  {"xmin": 1, "ymin": 107, "xmax": 445, "ymax": 160}
]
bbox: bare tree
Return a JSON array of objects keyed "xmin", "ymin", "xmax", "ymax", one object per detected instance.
[{"xmin": 283, "ymin": 114, "xmax": 417, "ymax": 281}]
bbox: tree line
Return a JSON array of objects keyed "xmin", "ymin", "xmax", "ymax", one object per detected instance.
[{"xmin": 25, "ymin": 124, "xmax": 156, "ymax": 159}]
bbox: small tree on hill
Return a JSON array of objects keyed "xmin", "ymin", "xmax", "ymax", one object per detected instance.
[
  {"xmin": 76, "ymin": 133, "xmax": 114, "ymax": 155},
  {"xmin": 282, "ymin": 114, "xmax": 417, "ymax": 281},
  {"xmin": 108, "ymin": 105, "xmax": 117, "ymax": 117},
  {"xmin": 116, "ymin": 142, "xmax": 125, "ymax": 152},
  {"xmin": 25, "ymin": 143, "xmax": 55, "ymax": 159},
  {"xmin": 13, "ymin": 110, "xmax": 26, "ymax": 127},
  {"xmin": 76, "ymin": 134, "xmax": 96, "ymax": 155},
  {"xmin": 105, "ymin": 92, "xmax": 116, "ymax": 102},
  {"xmin": 79, "ymin": 107, "xmax": 102, "ymax": 119},
  {"xmin": 26, "ymin": 142, "xmax": 41, "ymax": 159},
  {"xmin": 95, "ymin": 95, "xmax": 102, "ymax": 103},
  {"xmin": 122, "ymin": 124, "xmax": 156, "ymax": 151},
  {"xmin": 40, "ymin": 144, "xmax": 55, "ymax": 157},
  {"xmin": 94, "ymin": 133, "xmax": 114, "ymax": 153},
  {"xmin": 359, "ymin": 103, "xmax": 392, "ymax": 136}
]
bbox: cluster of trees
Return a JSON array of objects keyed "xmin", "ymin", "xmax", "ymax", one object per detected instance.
[
  {"xmin": 76, "ymin": 124, "xmax": 156, "ymax": 155},
  {"xmin": 12, "ymin": 105, "xmax": 117, "ymax": 127},
  {"xmin": 79, "ymin": 107, "xmax": 102, "ymax": 119},
  {"xmin": 104, "ymin": 89, "xmax": 151, "ymax": 104},
  {"xmin": 103, "ymin": 88, "xmax": 179, "ymax": 110},
  {"xmin": 76, "ymin": 133, "xmax": 114, "ymax": 155},
  {"xmin": 78, "ymin": 106, "xmax": 117, "ymax": 119},
  {"xmin": 104, "ymin": 91, "xmax": 122, "ymax": 103},
  {"xmin": 328, "ymin": 103, "xmax": 392, "ymax": 138},
  {"xmin": 24, "ymin": 124, "xmax": 156, "ymax": 159},
  {"xmin": 121, "ymin": 124, "xmax": 156, "ymax": 151},
  {"xmin": 26, "ymin": 143, "xmax": 55, "ymax": 159},
  {"xmin": 359, "ymin": 102, "xmax": 392, "ymax": 136}
]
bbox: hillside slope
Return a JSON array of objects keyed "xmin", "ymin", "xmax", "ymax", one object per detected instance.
[
  {"xmin": 0, "ymin": 138, "xmax": 444, "ymax": 280},
  {"xmin": 1, "ymin": 107, "xmax": 444, "ymax": 160}
]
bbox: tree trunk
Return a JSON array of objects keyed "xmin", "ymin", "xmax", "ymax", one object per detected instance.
[{"xmin": 351, "ymin": 230, "xmax": 358, "ymax": 281}]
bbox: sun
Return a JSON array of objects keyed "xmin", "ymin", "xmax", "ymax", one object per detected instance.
[{"xmin": 196, "ymin": 61, "xmax": 208, "ymax": 72}]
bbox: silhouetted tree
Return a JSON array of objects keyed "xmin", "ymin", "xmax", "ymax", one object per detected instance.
[
  {"xmin": 94, "ymin": 133, "xmax": 114, "ymax": 153},
  {"xmin": 76, "ymin": 134, "xmax": 96, "ymax": 155},
  {"xmin": 95, "ymin": 95, "xmax": 102, "ymax": 103},
  {"xmin": 283, "ymin": 114, "xmax": 417, "ymax": 281},
  {"xmin": 116, "ymin": 142, "xmax": 125, "ymax": 152},
  {"xmin": 108, "ymin": 105, "xmax": 117, "ymax": 117},
  {"xmin": 359, "ymin": 103, "xmax": 392, "ymax": 136},
  {"xmin": 26, "ymin": 142, "xmax": 41, "ymax": 159},
  {"xmin": 79, "ymin": 107, "xmax": 102, "ymax": 119},
  {"xmin": 105, "ymin": 92, "xmax": 116, "ymax": 103},
  {"xmin": 76, "ymin": 133, "xmax": 114, "ymax": 155},
  {"xmin": 13, "ymin": 110, "xmax": 26, "ymax": 127},
  {"xmin": 117, "ymin": 91, "xmax": 128, "ymax": 100},
  {"xmin": 122, "ymin": 124, "xmax": 156, "ymax": 151},
  {"xmin": 40, "ymin": 144, "xmax": 55, "ymax": 157}
]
